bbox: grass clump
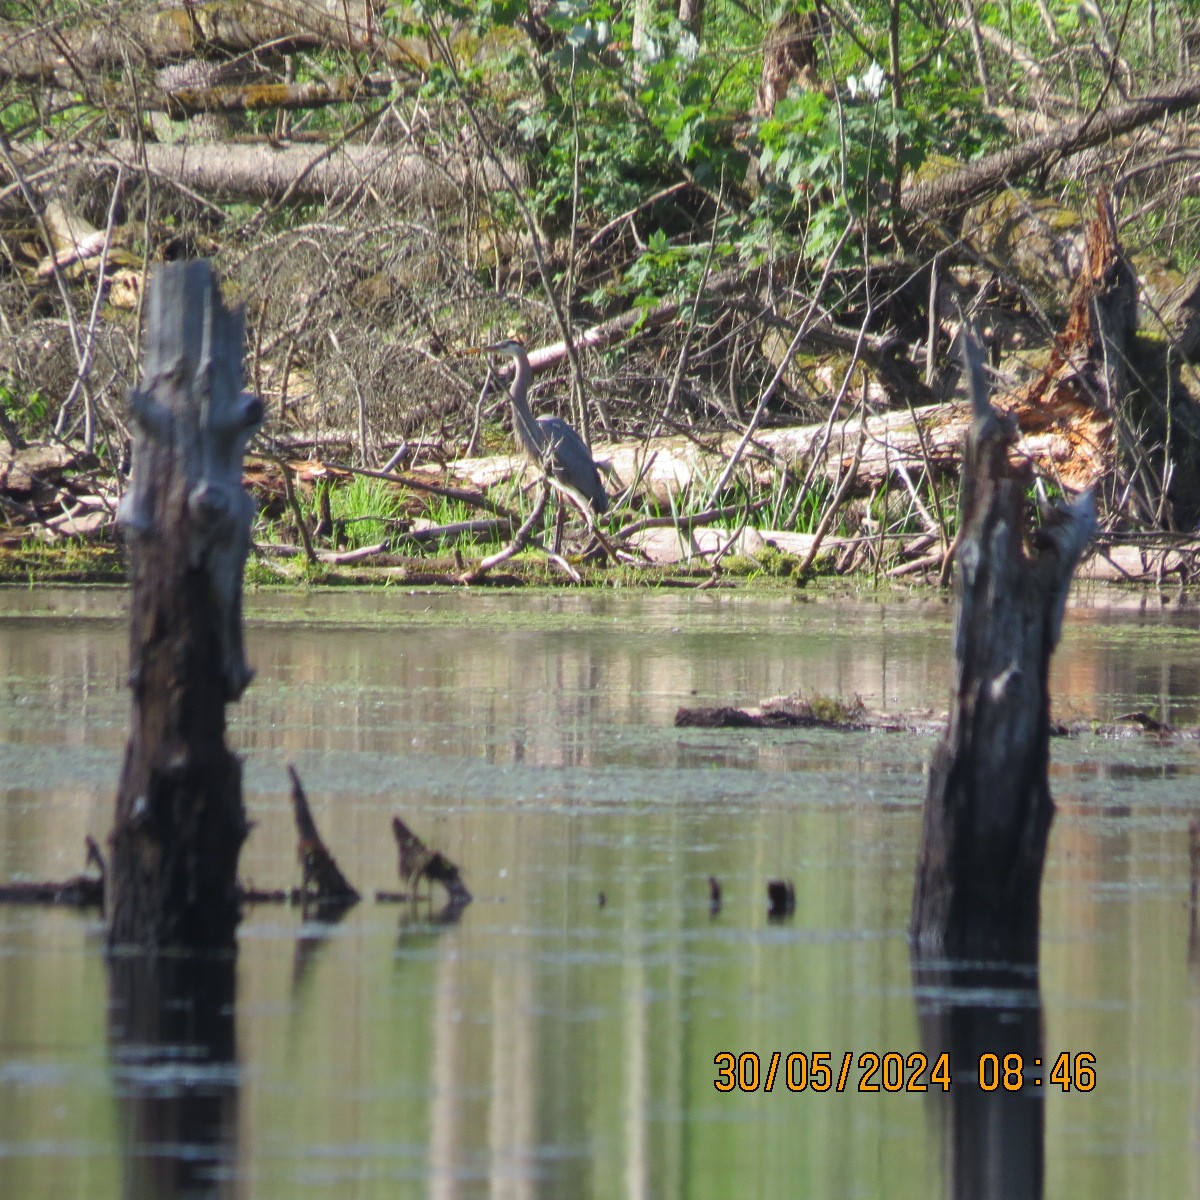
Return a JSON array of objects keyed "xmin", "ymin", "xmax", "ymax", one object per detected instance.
[
  {"xmin": 315, "ymin": 476, "xmax": 407, "ymax": 549},
  {"xmin": 808, "ymin": 693, "xmax": 867, "ymax": 725}
]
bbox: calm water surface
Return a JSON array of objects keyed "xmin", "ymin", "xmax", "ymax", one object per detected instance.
[{"xmin": 0, "ymin": 585, "xmax": 1197, "ymax": 1199}]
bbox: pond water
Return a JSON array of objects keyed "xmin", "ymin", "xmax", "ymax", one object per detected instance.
[{"xmin": 0, "ymin": 585, "xmax": 1197, "ymax": 1199}]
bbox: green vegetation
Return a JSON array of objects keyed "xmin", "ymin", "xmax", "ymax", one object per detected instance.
[
  {"xmin": 0, "ymin": 539, "xmax": 123, "ymax": 584},
  {"xmin": 0, "ymin": 376, "xmax": 50, "ymax": 440},
  {"xmin": 314, "ymin": 475, "xmax": 407, "ymax": 550},
  {"xmin": 1, "ymin": 0, "xmax": 1195, "ymax": 585}
]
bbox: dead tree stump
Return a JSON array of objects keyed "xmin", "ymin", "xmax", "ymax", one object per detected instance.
[
  {"xmin": 106, "ymin": 260, "xmax": 263, "ymax": 951},
  {"xmin": 289, "ymin": 765, "xmax": 360, "ymax": 906},
  {"xmin": 910, "ymin": 330, "xmax": 1095, "ymax": 962}
]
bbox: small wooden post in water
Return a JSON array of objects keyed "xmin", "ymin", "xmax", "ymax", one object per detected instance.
[
  {"xmin": 910, "ymin": 330, "xmax": 1095, "ymax": 962},
  {"xmin": 106, "ymin": 260, "xmax": 263, "ymax": 951}
]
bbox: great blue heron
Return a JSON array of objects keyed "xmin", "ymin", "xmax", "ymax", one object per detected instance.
[{"xmin": 476, "ymin": 338, "xmax": 609, "ymax": 522}]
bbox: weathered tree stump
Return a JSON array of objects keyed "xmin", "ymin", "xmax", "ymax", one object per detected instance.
[
  {"xmin": 910, "ymin": 329, "xmax": 1095, "ymax": 962},
  {"xmin": 289, "ymin": 765, "xmax": 360, "ymax": 906},
  {"xmin": 107, "ymin": 259, "xmax": 263, "ymax": 951},
  {"xmin": 388, "ymin": 815, "xmax": 471, "ymax": 906}
]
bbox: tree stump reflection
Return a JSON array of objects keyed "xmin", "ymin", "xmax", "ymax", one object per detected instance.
[{"xmin": 106, "ymin": 954, "xmax": 240, "ymax": 1200}]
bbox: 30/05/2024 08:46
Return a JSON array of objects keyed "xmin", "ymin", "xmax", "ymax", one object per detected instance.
[{"xmin": 713, "ymin": 1051, "xmax": 1097, "ymax": 1093}]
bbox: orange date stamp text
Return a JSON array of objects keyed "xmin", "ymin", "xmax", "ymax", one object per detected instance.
[{"xmin": 713, "ymin": 1051, "xmax": 1096, "ymax": 1093}]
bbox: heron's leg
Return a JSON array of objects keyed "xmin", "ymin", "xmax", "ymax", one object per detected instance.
[{"xmin": 553, "ymin": 498, "xmax": 566, "ymax": 555}]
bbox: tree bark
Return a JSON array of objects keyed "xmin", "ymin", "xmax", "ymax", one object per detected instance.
[
  {"xmin": 909, "ymin": 331, "xmax": 1095, "ymax": 962},
  {"xmin": 678, "ymin": 0, "xmax": 704, "ymax": 36},
  {"xmin": 106, "ymin": 259, "xmax": 263, "ymax": 952}
]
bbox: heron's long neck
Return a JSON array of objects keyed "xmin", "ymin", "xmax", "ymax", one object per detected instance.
[{"xmin": 508, "ymin": 352, "xmax": 540, "ymax": 452}]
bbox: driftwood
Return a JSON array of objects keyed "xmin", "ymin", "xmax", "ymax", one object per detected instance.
[
  {"xmin": 674, "ymin": 695, "xmax": 945, "ymax": 734},
  {"xmin": 675, "ymin": 704, "xmax": 779, "ymax": 729},
  {"xmin": 0, "ymin": 836, "xmax": 105, "ymax": 907},
  {"xmin": 107, "ymin": 260, "xmax": 262, "ymax": 951},
  {"xmin": 910, "ymin": 329, "xmax": 1096, "ymax": 962},
  {"xmin": 385, "ymin": 815, "xmax": 471, "ymax": 905},
  {"xmin": 458, "ymin": 482, "xmax": 549, "ymax": 584},
  {"xmin": 0, "ymin": 442, "xmax": 77, "ymax": 494},
  {"xmin": 677, "ymin": 692, "xmax": 1193, "ymax": 739},
  {"xmin": 513, "ymin": 289, "xmax": 932, "ymax": 406},
  {"xmin": 289, "ymin": 765, "xmax": 360, "ymax": 905}
]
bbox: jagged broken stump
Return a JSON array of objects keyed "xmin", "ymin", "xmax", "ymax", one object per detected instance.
[
  {"xmin": 910, "ymin": 331, "xmax": 1095, "ymax": 963},
  {"xmin": 390, "ymin": 816, "xmax": 471, "ymax": 904},
  {"xmin": 107, "ymin": 260, "xmax": 263, "ymax": 951},
  {"xmin": 289, "ymin": 765, "xmax": 360, "ymax": 905}
]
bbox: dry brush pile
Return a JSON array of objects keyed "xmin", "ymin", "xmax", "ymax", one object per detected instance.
[{"xmin": 3, "ymin": 0, "xmax": 1200, "ymax": 586}]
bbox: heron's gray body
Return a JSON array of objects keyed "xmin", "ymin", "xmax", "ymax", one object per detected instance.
[{"xmin": 489, "ymin": 340, "xmax": 608, "ymax": 515}]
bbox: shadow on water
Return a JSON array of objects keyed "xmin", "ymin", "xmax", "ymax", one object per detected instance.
[
  {"xmin": 106, "ymin": 954, "xmax": 240, "ymax": 1200},
  {"xmin": 913, "ymin": 957, "xmax": 1045, "ymax": 1200}
]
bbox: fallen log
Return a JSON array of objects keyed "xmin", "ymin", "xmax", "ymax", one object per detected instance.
[
  {"xmin": 159, "ymin": 75, "xmax": 392, "ymax": 118},
  {"xmin": 910, "ymin": 328, "xmax": 1096, "ymax": 962},
  {"xmin": 437, "ymin": 397, "xmax": 1099, "ymax": 507},
  {"xmin": 0, "ymin": 442, "xmax": 78, "ymax": 495},
  {"xmin": 0, "ymin": 836, "xmax": 105, "ymax": 907},
  {"xmin": 106, "ymin": 259, "xmax": 262, "ymax": 951},
  {"xmin": 674, "ymin": 692, "xmax": 1185, "ymax": 740},
  {"xmin": 1078, "ymin": 540, "xmax": 1200, "ymax": 584},
  {"xmin": 903, "ymin": 71, "xmax": 1200, "ymax": 223},
  {"xmin": 101, "ymin": 138, "xmax": 513, "ymax": 206},
  {"xmin": 674, "ymin": 694, "xmax": 944, "ymax": 734},
  {"xmin": 0, "ymin": 2, "xmax": 398, "ymax": 84},
  {"xmin": 674, "ymin": 705, "xmax": 773, "ymax": 729}
]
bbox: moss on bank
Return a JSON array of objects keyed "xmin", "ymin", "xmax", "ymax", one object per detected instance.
[
  {"xmin": 0, "ymin": 542, "xmax": 125, "ymax": 585},
  {"xmin": 0, "ymin": 542, "xmax": 854, "ymax": 591}
]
